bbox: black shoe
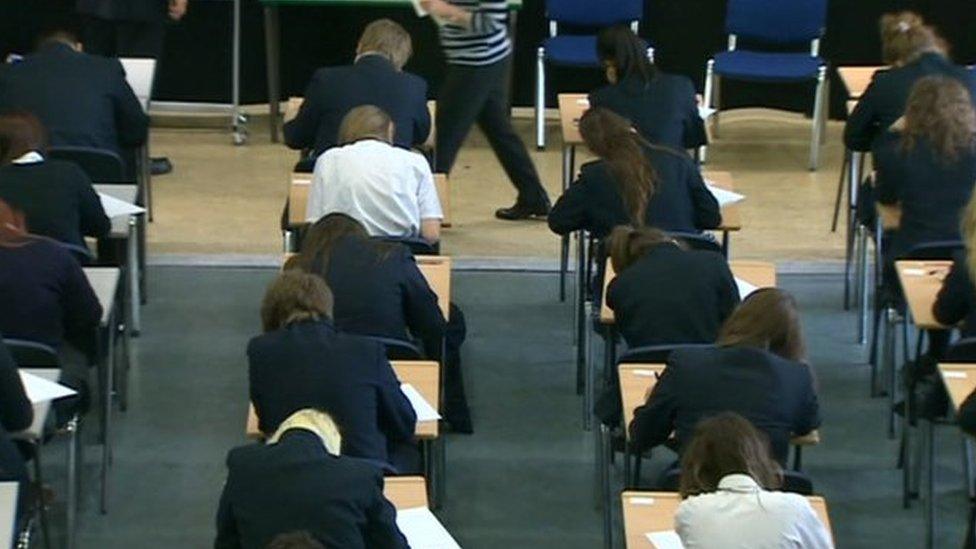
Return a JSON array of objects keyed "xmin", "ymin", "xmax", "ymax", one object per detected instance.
[
  {"xmin": 151, "ymin": 157, "xmax": 173, "ymax": 176},
  {"xmin": 494, "ymin": 201, "xmax": 550, "ymax": 221}
]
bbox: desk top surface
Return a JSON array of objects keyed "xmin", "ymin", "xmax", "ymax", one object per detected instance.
[
  {"xmin": 896, "ymin": 260, "xmax": 951, "ymax": 330},
  {"xmin": 938, "ymin": 363, "xmax": 976, "ymax": 411},
  {"xmin": 94, "ymin": 183, "xmax": 139, "ymax": 236},
  {"xmin": 83, "ymin": 267, "xmax": 120, "ymax": 326},
  {"xmin": 384, "ymin": 476, "xmax": 428, "ymax": 510},
  {"xmin": 837, "ymin": 66, "xmax": 883, "ymax": 99}
]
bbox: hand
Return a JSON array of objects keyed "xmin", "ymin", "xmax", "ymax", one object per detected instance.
[
  {"xmin": 169, "ymin": 0, "xmax": 188, "ymax": 21},
  {"xmin": 419, "ymin": 0, "xmax": 462, "ymax": 21}
]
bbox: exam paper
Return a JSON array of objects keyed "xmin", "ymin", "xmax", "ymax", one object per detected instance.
[
  {"xmin": 735, "ymin": 277, "xmax": 760, "ymax": 299},
  {"xmin": 646, "ymin": 530, "xmax": 685, "ymax": 549},
  {"xmin": 401, "ymin": 384, "xmax": 441, "ymax": 422},
  {"xmin": 99, "ymin": 192, "xmax": 146, "ymax": 218},
  {"xmin": 698, "ymin": 106, "xmax": 717, "ymax": 120},
  {"xmin": 19, "ymin": 370, "xmax": 77, "ymax": 404},
  {"xmin": 396, "ymin": 507, "xmax": 461, "ymax": 548},
  {"xmin": 705, "ymin": 183, "xmax": 745, "ymax": 207}
]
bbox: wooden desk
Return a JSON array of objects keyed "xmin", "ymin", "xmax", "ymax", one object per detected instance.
[
  {"xmin": 838, "ymin": 66, "xmax": 883, "ymax": 99},
  {"xmin": 601, "ymin": 260, "xmax": 777, "ymax": 324},
  {"xmin": 558, "ymin": 93, "xmax": 587, "ymax": 146},
  {"xmin": 284, "ymin": 96, "xmax": 303, "ymax": 123},
  {"xmin": 938, "ymin": 363, "xmax": 976, "ymax": 411},
  {"xmin": 620, "ymin": 491, "xmax": 832, "ymax": 549},
  {"xmin": 384, "ymin": 476, "xmax": 428, "ymax": 510},
  {"xmin": 93, "ymin": 183, "xmax": 143, "ymax": 334},
  {"xmin": 246, "ymin": 360, "xmax": 440, "ymax": 440},
  {"xmin": 416, "ymin": 255, "xmax": 451, "ymax": 319},
  {"xmin": 702, "ymin": 171, "xmax": 742, "ymax": 233},
  {"xmin": 896, "ymin": 260, "xmax": 951, "ymax": 330}
]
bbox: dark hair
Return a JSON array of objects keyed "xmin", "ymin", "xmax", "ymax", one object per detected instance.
[
  {"xmin": 260, "ymin": 271, "xmax": 334, "ymax": 332},
  {"xmin": 35, "ymin": 16, "xmax": 81, "ymax": 50},
  {"xmin": 608, "ymin": 225, "xmax": 681, "ymax": 273},
  {"xmin": 579, "ymin": 107, "xmax": 656, "ymax": 224},
  {"xmin": 0, "ymin": 198, "xmax": 34, "ymax": 248},
  {"xmin": 266, "ymin": 531, "xmax": 326, "ymax": 549},
  {"xmin": 679, "ymin": 412, "xmax": 783, "ymax": 498},
  {"xmin": 717, "ymin": 288, "xmax": 806, "ymax": 362},
  {"xmin": 0, "ymin": 111, "xmax": 47, "ymax": 165},
  {"xmin": 596, "ymin": 25, "xmax": 656, "ymax": 84},
  {"xmin": 901, "ymin": 75, "xmax": 976, "ymax": 162},
  {"xmin": 294, "ymin": 213, "xmax": 394, "ymax": 280},
  {"xmin": 879, "ymin": 11, "xmax": 944, "ymax": 66}
]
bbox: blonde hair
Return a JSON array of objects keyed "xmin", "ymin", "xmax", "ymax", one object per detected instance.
[
  {"xmin": 338, "ymin": 105, "xmax": 393, "ymax": 145},
  {"xmin": 963, "ymin": 194, "xmax": 976, "ymax": 284},
  {"xmin": 357, "ymin": 19, "xmax": 413, "ymax": 70},
  {"xmin": 267, "ymin": 408, "xmax": 342, "ymax": 456},
  {"xmin": 902, "ymin": 76, "xmax": 976, "ymax": 162},
  {"xmin": 879, "ymin": 11, "xmax": 945, "ymax": 66}
]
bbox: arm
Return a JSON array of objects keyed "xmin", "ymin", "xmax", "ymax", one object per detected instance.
[
  {"xmin": 75, "ymin": 168, "xmax": 111, "ymax": 239},
  {"xmin": 420, "ymin": 220, "xmax": 440, "ymax": 244},
  {"xmin": 792, "ymin": 364, "xmax": 822, "ymax": 437},
  {"xmin": 283, "ymin": 74, "xmax": 324, "ymax": 151},
  {"xmin": 844, "ymin": 81, "xmax": 881, "ymax": 152},
  {"xmin": 933, "ymin": 258, "xmax": 970, "ymax": 327},
  {"xmin": 0, "ymin": 341, "xmax": 33, "ymax": 433},
  {"xmin": 415, "ymin": 163, "xmax": 442, "ymax": 243},
  {"xmin": 364, "ymin": 472, "xmax": 410, "ymax": 549},
  {"xmin": 213, "ymin": 474, "xmax": 241, "ymax": 549},
  {"xmin": 401, "ymin": 254, "xmax": 446, "ymax": 357},
  {"xmin": 375, "ymin": 348, "xmax": 417, "ymax": 443},
  {"xmin": 111, "ymin": 61, "xmax": 150, "ymax": 148},
  {"xmin": 413, "ymin": 82, "xmax": 432, "ymax": 148},
  {"xmin": 547, "ymin": 179, "xmax": 589, "ymax": 235},
  {"xmin": 628, "ymin": 363, "xmax": 679, "ymax": 452},
  {"xmin": 60, "ymin": 252, "xmax": 103, "ymax": 354},
  {"xmin": 686, "ymin": 162, "xmax": 721, "ymax": 229},
  {"xmin": 420, "ymin": 0, "xmax": 508, "ymax": 34}
]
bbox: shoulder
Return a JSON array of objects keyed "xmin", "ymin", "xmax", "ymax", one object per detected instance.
[
  {"xmin": 578, "ymin": 159, "xmax": 608, "ymax": 179},
  {"xmin": 225, "ymin": 442, "xmax": 263, "ymax": 470},
  {"xmin": 402, "ymin": 71, "xmax": 428, "ymax": 90},
  {"xmin": 654, "ymin": 72, "xmax": 695, "ymax": 92}
]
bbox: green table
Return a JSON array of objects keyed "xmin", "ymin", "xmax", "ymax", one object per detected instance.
[{"xmin": 259, "ymin": 0, "xmax": 524, "ymax": 142}]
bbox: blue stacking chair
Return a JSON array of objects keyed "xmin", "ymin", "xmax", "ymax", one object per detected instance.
[
  {"xmin": 534, "ymin": 0, "xmax": 646, "ymax": 149},
  {"xmin": 703, "ymin": 0, "xmax": 830, "ymax": 170}
]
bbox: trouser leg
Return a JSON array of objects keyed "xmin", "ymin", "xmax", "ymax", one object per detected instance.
[{"xmin": 434, "ymin": 64, "xmax": 493, "ymax": 175}]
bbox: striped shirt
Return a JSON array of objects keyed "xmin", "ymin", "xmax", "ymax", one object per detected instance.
[{"xmin": 437, "ymin": 0, "xmax": 512, "ymax": 66}]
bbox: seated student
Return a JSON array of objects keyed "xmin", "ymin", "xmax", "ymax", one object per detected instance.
[
  {"xmin": 266, "ymin": 532, "xmax": 326, "ymax": 549},
  {"xmin": 0, "ymin": 24, "xmax": 149, "ymax": 162},
  {"xmin": 306, "ymin": 105, "xmax": 442, "ymax": 245},
  {"xmin": 215, "ymin": 408, "xmax": 408, "ymax": 549},
  {"xmin": 0, "ymin": 339, "xmax": 34, "ymax": 530},
  {"xmin": 874, "ymin": 75, "xmax": 976, "ymax": 274},
  {"xmin": 548, "ymin": 107, "xmax": 720, "ymax": 241},
  {"xmin": 630, "ymin": 288, "xmax": 821, "ymax": 465},
  {"xmin": 933, "ymin": 194, "xmax": 976, "ymax": 357},
  {"xmin": 284, "ymin": 19, "xmax": 430, "ymax": 169},
  {"xmin": 290, "ymin": 213, "xmax": 472, "ymax": 433},
  {"xmin": 247, "ymin": 271, "xmax": 419, "ymax": 472},
  {"xmin": 589, "ymin": 25, "xmax": 706, "ymax": 151},
  {"xmin": 845, "ymin": 11, "xmax": 976, "ymax": 152},
  {"xmin": 676, "ymin": 413, "xmax": 834, "ymax": 548},
  {"xmin": 0, "ymin": 111, "xmax": 110, "ymax": 249}
]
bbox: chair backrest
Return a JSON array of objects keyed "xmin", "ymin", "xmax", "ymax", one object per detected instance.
[
  {"xmin": 619, "ymin": 343, "xmax": 715, "ymax": 364},
  {"xmin": 48, "ymin": 146, "xmax": 128, "ymax": 183},
  {"xmin": 546, "ymin": 0, "xmax": 643, "ymax": 28},
  {"xmin": 725, "ymin": 0, "xmax": 827, "ymax": 45},
  {"xmin": 3, "ymin": 339, "xmax": 59, "ymax": 368},
  {"xmin": 946, "ymin": 337, "xmax": 976, "ymax": 362},
  {"xmin": 363, "ymin": 336, "xmax": 424, "ymax": 360},
  {"xmin": 660, "ymin": 467, "xmax": 814, "ymax": 495},
  {"xmin": 669, "ymin": 232, "xmax": 724, "ymax": 255},
  {"xmin": 373, "ymin": 236, "xmax": 440, "ymax": 256},
  {"xmin": 56, "ymin": 241, "xmax": 96, "ymax": 263},
  {"xmin": 904, "ymin": 240, "xmax": 964, "ymax": 260}
]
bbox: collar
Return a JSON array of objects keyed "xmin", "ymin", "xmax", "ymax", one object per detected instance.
[
  {"xmin": 355, "ymin": 52, "xmax": 395, "ymax": 68},
  {"xmin": 38, "ymin": 41, "xmax": 77, "ymax": 55},
  {"xmin": 716, "ymin": 474, "xmax": 762, "ymax": 493},
  {"xmin": 11, "ymin": 151, "xmax": 43, "ymax": 165}
]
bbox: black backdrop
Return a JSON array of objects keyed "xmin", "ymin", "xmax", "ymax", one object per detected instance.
[{"xmin": 1, "ymin": 0, "xmax": 974, "ymax": 119}]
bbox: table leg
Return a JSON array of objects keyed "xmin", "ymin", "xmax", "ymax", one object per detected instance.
[
  {"xmin": 231, "ymin": 0, "xmax": 248, "ymax": 145},
  {"xmin": 925, "ymin": 418, "xmax": 935, "ymax": 548},
  {"xmin": 100, "ymin": 309, "xmax": 115, "ymax": 514},
  {"xmin": 264, "ymin": 5, "xmax": 282, "ymax": 143},
  {"xmin": 559, "ymin": 144, "xmax": 571, "ymax": 301},
  {"xmin": 128, "ymin": 217, "xmax": 141, "ymax": 335}
]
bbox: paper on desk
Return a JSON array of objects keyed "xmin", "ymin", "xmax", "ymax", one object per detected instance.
[
  {"xmin": 99, "ymin": 192, "xmax": 145, "ymax": 218},
  {"xmin": 401, "ymin": 383, "xmax": 441, "ymax": 422},
  {"xmin": 735, "ymin": 277, "xmax": 759, "ymax": 299},
  {"xmin": 19, "ymin": 371, "xmax": 77, "ymax": 404},
  {"xmin": 646, "ymin": 530, "xmax": 685, "ymax": 549},
  {"xmin": 698, "ymin": 106, "xmax": 716, "ymax": 120},
  {"xmin": 705, "ymin": 183, "xmax": 745, "ymax": 207},
  {"xmin": 396, "ymin": 507, "xmax": 461, "ymax": 549},
  {"xmin": 944, "ymin": 371, "xmax": 968, "ymax": 379}
]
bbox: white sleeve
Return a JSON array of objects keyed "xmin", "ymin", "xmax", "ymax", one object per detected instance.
[
  {"xmin": 306, "ymin": 155, "xmax": 330, "ymax": 222},
  {"xmin": 793, "ymin": 500, "xmax": 834, "ymax": 549},
  {"xmin": 414, "ymin": 156, "xmax": 443, "ymax": 220}
]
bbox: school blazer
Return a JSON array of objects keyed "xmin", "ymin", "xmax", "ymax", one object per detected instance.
[
  {"xmin": 0, "ymin": 339, "xmax": 32, "ymax": 524},
  {"xmin": 629, "ymin": 346, "xmax": 821, "ymax": 464},
  {"xmin": 548, "ymin": 146, "xmax": 721, "ymax": 239},
  {"xmin": 590, "ymin": 73, "xmax": 707, "ymax": 150},
  {"xmin": 214, "ymin": 430, "xmax": 408, "ymax": 549},
  {"xmin": 845, "ymin": 52, "xmax": 976, "ymax": 152},
  {"xmin": 247, "ymin": 319, "xmax": 416, "ymax": 464},
  {"xmin": 283, "ymin": 55, "xmax": 430, "ymax": 157},
  {"xmin": 0, "ymin": 42, "xmax": 149, "ymax": 155},
  {"xmin": 934, "ymin": 251, "xmax": 976, "ymax": 339}
]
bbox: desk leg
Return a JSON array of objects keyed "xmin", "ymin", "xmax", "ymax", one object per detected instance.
[
  {"xmin": 721, "ymin": 231, "xmax": 730, "ymax": 257},
  {"xmin": 925, "ymin": 418, "xmax": 935, "ymax": 549},
  {"xmin": 582, "ymin": 301, "xmax": 593, "ymax": 430},
  {"xmin": 128, "ymin": 217, "xmax": 141, "ymax": 336},
  {"xmin": 65, "ymin": 415, "xmax": 79, "ymax": 549},
  {"xmin": 600, "ymin": 424, "xmax": 612, "ymax": 549},
  {"xmin": 264, "ymin": 6, "xmax": 282, "ymax": 143},
  {"xmin": 231, "ymin": 0, "xmax": 248, "ymax": 146},
  {"xmin": 559, "ymin": 144, "xmax": 571, "ymax": 301},
  {"xmin": 100, "ymin": 310, "xmax": 115, "ymax": 514}
]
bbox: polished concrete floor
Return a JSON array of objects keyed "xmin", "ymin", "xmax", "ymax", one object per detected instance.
[
  {"xmin": 146, "ymin": 109, "xmax": 848, "ymax": 262},
  {"xmin": 29, "ymin": 267, "xmax": 972, "ymax": 548}
]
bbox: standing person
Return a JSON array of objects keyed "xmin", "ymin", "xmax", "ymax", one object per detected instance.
[{"xmin": 419, "ymin": 0, "xmax": 551, "ymax": 220}]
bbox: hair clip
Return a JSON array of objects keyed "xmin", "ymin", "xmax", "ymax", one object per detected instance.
[{"xmin": 897, "ymin": 21, "xmax": 910, "ymax": 32}]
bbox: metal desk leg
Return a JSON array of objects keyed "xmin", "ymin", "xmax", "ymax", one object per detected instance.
[
  {"xmin": 600, "ymin": 425, "xmax": 612, "ymax": 549},
  {"xmin": 925, "ymin": 418, "xmax": 935, "ymax": 548},
  {"xmin": 582, "ymin": 301, "xmax": 594, "ymax": 430},
  {"xmin": 127, "ymin": 217, "xmax": 141, "ymax": 335},
  {"xmin": 559, "ymin": 144, "xmax": 571, "ymax": 301},
  {"xmin": 264, "ymin": 5, "xmax": 282, "ymax": 143},
  {"xmin": 100, "ymin": 309, "xmax": 116, "ymax": 514},
  {"xmin": 65, "ymin": 416, "xmax": 79, "ymax": 549},
  {"xmin": 231, "ymin": 0, "xmax": 248, "ymax": 145}
]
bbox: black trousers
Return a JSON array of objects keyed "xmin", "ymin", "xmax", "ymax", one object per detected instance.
[
  {"xmin": 82, "ymin": 17, "xmax": 166, "ymax": 59},
  {"xmin": 435, "ymin": 56, "xmax": 549, "ymax": 207}
]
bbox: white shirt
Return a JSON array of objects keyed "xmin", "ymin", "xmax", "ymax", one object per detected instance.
[
  {"xmin": 676, "ymin": 474, "xmax": 834, "ymax": 549},
  {"xmin": 12, "ymin": 151, "xmax": 44, "ymax": 165},
  {"xmin": 307, "ymin": 139, "xmax": 442, "ymax": 238}
]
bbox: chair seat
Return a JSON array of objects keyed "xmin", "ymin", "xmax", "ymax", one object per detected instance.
[
  {"xmin": 713, "ymin": 50, "xmax": 823, "ymax": 82},
  {"xmin": 542, "ymin": 35, "xmax": 600, "ymax": 67}
]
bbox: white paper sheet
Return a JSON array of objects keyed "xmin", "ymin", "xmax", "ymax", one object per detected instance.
[
  {"xmin": 99, "ymin": 192, "xmax": 146, "ymax": 218},
  {"xmin": 19, "ymin": 370, "xmax": 77, "ymax": 404},
  {"xmin": 944, "ymin": 371, "xmax": 968, "ymax": 379},
  {"xmin": 120, "ymin": 58, "xmax": 155, "ymax": 112},
  {"xmin": 735, "ymin": 277, "xmax": 760, "ymax": 299},
  {"xmin": 698, "ymin": 106, "xmax": 717, "ymax": 120},
  {"xmin": 646, "ymin": 530, "xmax": 685, "ymax": 549},
  {"xmin": 396, "ymin": 507, "xmax": 461, "ymax": 549},
  {"xmin": 705, "ymin": 183, "xmax": 745, "ymax": 207},
  {"xmin": 401, "ymin": 384, "xmax": 441, "ymax": 422},
  {"xmin": 0, "ymin": 482, "xmax": 16, "ymax": 549}
]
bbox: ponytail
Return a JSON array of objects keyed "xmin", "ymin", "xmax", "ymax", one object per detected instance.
[{"xmin": 879, "ymin": 11, "xmax": 945, "ymax": 66}]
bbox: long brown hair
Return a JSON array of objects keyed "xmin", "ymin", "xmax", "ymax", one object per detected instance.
[
  {"xmin": 679, "ymin": 412, "xmax": 783, "ymax": 498},
  {"xmin": 0, "ymin": 111, "xmax": 47, "ymax": 165},
  {"xmin": 596, "ymin": 25, "xmax": 655, "ymax": 84},
  {"xmin": 901, "ymin": 75, "xmax": 976, "ymax": 163},
  {"xmin": 579, "ymin": 107, "xmax": 656, "ymax": 224},
  {"xmin": 0, "ymin": 198, "xmax": 34, "ymax": 248},
  {"xmin": 260, "ymin": 271, "xmax": 334, "ymax": 333},
  {"xmin": 717, "ymin": 288, "xmax": 807, "ymax": 362},
  {"xmin": 293, "ymin": 213, "xmax": 394, "ymax": 280},
  {"xmin": 879, "ymin": 11, "xmax": 945, "ymax": 66},
  {"xmin": 608, "ymin": 225, "xmax": 681, "ymax": 273}
]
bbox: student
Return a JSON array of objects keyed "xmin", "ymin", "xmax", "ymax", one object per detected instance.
[
  {"xmin": 0, "ymin": 111, "xmax": 110, "ymax": 249},
  {"xmin": 589, "ymin": 25, "xmax": 706, "ymax": 151},
  {"xmin": 0, "ymin": 25, "xmax": 149, "ymax": 162},
  {"xmin": 845, "ymin": 11, "xmax": 976, "ymax": 152},
  {"xmin": 419, "ymin": 0, "xmax": 551, "ymax": 221},
  {"xmin": 934, "ymin": 194, "xmax": 976, "ymax": 339},
  {"xmin": 247, "ymin": 271, "xmax": 419, "ymax": 472},
  {"xmin": 629, "ymin": 289, "xmax": 821, "ymax": 465},
  {"xmin": 266, "ymin": 532, "xmax": 326, "ymax": 549},
  {"xmin": 290, "ymin": 213, "xmax": 472, "ymax": 433},
  {"xmin": 875, "ymin": 76, "xmax": 976, "ymax": 270},
  {"xmin": 676, "ymin": 413, "xmax": 834, "ymax": 548},
  {"xmin": 0, "ymin": 338, "xmax": 33, "ymax": 529},
  {"xmin": 306, "ymin": 106, "xmax": 442, "ymax": 245},
  {"xmin": 548, "ymin": 107, "xmax": 721, "ymax": 241},
  {"xmin": 284, "ymin": 19, "xmax": 431, "ymax": 170},
  {"xmin": 215, "ymin": 409, "xmax": 408, "ymax": 549}
]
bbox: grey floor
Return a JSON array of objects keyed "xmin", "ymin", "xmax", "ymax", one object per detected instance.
[{"xmin": 35, "ymin": 267, "xmax": 974, "ymax": 548}]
